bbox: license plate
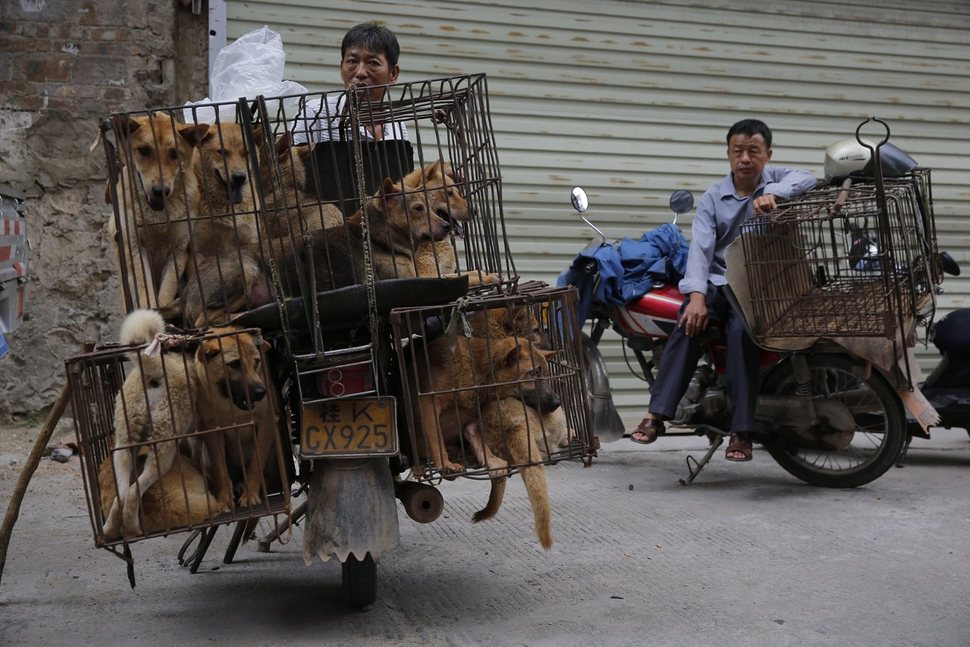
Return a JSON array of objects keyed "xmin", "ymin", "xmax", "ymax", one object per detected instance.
[{"xmin": 300, "ymin": 397, "xmax": 398, "ymax": 458}]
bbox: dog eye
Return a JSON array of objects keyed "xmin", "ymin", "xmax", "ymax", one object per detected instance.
[
  {"xmin": 168, "ymin": 149, "xmax": 179, "ymax": 161},
  {"xmin": 137, "ymin": 146, "xmax": 151, "ymax": 157},
  {"xmin": 219, "ymin": 148, "xmax": 228, "ymax": 158},
  {"xmin": 226, "ymin": 359, "xmax": 242, "ymax": 369}
]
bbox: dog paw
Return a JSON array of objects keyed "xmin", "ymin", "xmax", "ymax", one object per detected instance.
[{"xmin": 237, "ymin": 491, "xmax": 264, "ymax": 509}]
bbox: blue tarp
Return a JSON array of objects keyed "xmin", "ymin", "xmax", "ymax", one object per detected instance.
[{"xmin": 557, "ymin": 223, "xmax": 689, "ymax": 325}]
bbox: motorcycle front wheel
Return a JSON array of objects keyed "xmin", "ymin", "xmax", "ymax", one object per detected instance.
[{"xmin": 761, "ymin": 354, "xmax": 905, "ymax": 488}]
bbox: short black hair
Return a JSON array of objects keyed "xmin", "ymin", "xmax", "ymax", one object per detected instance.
[
  {"xmin": 726, "ymin": 119, "xmax": 772, "ymax": 149},
  {"xmin": 341, "ymin": 22, "xmax": 400, "ymax": 68}
]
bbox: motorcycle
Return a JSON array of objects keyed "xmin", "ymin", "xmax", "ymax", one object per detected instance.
[
  {"xmin": 564, "ymin": 186, "xmax": 910, "ymax": 488},
  {"xmin": 901, "ymin": 296, "xmax": 970, "ymax": 461}
]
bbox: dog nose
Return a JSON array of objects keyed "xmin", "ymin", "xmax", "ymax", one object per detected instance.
[
  {"xmin": 250, "ymin": 385, "xmax": 266, "ymax": 402},
  {"xmin": 230, "ymin": 172, "xmax": 247, "ymax": 189},
  {"xmin": 151, "ymin": 185, "xmax": 168, "ymax": 199}
]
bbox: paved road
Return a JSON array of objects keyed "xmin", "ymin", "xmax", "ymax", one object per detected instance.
[{"xmin": 2, "ymin": 424, "xmax": 969, "ymax": 646}]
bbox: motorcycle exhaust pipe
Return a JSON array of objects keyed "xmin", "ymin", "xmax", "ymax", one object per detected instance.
[{"xmin": 395, "ymin": 481, "xmax": 444, "ymax": 524}]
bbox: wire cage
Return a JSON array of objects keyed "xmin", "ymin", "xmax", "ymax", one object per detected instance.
[
  {"xmin": 66, "ymin": 327, "xmax": 292, "ymax": 549},
  {"xmin": 390, "ymin": 284, "xmax": 596, "ymax": 482},
  {"xmin": 100, "ymin": 74, "xmax": 511, "ymax": 339},
  {"xmin": 740, "ymin": 169, "xmax": 938, "ymax": 341}
]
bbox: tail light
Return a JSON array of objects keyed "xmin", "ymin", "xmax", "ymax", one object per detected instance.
[{"xmin": 318, "ymin": 360, "xmax": 375, "ymax": 397}]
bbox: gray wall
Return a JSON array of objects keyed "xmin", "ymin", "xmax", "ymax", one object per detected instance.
[
  {"xmin": 224, "ymin": 0, "xmax": 970, "ymax": 425},
  {"xmin": 0, "ymin": 0, "xmax": 208, "ymax": 423}
]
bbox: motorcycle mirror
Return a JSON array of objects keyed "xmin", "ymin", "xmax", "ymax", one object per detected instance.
[
  {"xmin": 570, "ymin": 186, "xmax": 608, "ymax": 244},
  {"xmin": 570, "ymin": 186, "xmax": 589, "ymax": 213},
  {"xmin": 669, "ymin": 189, "xmax": 694, "ymax": 215}
]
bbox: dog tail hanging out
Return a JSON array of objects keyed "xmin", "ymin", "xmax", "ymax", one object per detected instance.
[
  {"xmin": 120, "ymin": 308, "xmax": 166, "ymax": 347},
  {"xmin": 118, "ymin": 308, "xmax": 169, "ymax": 380}
]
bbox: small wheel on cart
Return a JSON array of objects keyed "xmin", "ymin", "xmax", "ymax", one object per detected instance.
[{"xmin": 342, "ymin": 552, "xmax": 377, "ymax": 609}]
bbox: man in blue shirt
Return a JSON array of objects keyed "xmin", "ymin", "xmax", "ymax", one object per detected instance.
[{"xmin": 631, "ymin": 119, "xmax": 816, "ymax": 461}]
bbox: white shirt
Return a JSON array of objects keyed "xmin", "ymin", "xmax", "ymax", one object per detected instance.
[{"xmin": 290, "ymin": 92, "xmax": 409, "ymax": 144}]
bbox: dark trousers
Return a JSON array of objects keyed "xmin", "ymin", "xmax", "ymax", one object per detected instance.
[{"xmin": 647, "ymin": 284, "xmax": 760, "ymax": 434}]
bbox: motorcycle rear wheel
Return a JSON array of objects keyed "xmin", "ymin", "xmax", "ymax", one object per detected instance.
[{"xmin": 762, "ymin": 354, "xmax": 904, "ymax": 488}]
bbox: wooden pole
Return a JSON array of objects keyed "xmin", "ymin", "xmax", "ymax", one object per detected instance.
[{"xmin": 0, "ymin": 342, "xmax": 90, "ymax": 586}]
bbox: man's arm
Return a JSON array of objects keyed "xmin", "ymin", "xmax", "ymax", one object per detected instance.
[
  {"xmin": 677, "ymin": 192, "xmax": 718, "ymax": 336},
  {"xmin": 753, "ymin": 167, "xmax": 816, "ymax": 213}
]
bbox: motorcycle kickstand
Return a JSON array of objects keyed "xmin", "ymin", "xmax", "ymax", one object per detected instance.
[
  {"xmin": 895, "ymin": 434, "xmax": 914, "ymax": 468},
  {"xmin": 679, "ymin": 434, "xmax": 726, "ymax": 486}
]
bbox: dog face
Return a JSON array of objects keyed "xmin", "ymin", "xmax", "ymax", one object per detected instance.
[
  {"xmin": 198, "ymin": 122, "xmax": 252, "ymax": 205},
  {"xmin": 196, "ymin": 329, "xmax": 270, "ymax": 411},
  {"xmin": 484, "ymin": 337, "xmax": 561, "ymax": 414},
  {"xmin": 403, "ymin": 160, "xmax": 470, "ymax": 238},
  {"xmin": 379, "ymin": 177, "xmax": 450, "ymax": 243},
  {"xmin": 114, "ymin": 113, "xmax": 209, "ymax": 211}
]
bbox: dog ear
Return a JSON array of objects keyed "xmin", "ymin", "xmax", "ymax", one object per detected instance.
[
  {"xmin": 274, "ymin": 131, "xmax": 292, "ymax": 159},
  {"xmin": 424, "ymin": 159, "xmax": 443, "ymax": 182},
  {"xmin": 177, "ymin": 122, "xmax": 211, "ymax": 147},
  {"xmin": 112, "ymin": 114, "xmax": 143, "ymax": 142},
  {"xmin": 380, "ymin": 177, "xmax": 401, "ymax": 201},
  {"xmin": 496, "ymin": 337, "xmax": 524, "ymax": 368}
]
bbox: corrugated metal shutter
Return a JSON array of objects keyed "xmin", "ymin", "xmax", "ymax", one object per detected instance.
[{"xmin": 220, "ymin": 0, "xmax": 970, "ymax": 427}]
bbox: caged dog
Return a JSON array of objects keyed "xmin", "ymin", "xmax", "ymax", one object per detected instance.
[
  {"xmin": 193, "ymin": 326, "xmax": 283, "ymax": 512},
  {"xmin": 162, "ymin": 121, "xmax": 271, "ymax": 329},
  {"xmin": 97, "ymin": 448, "xmax": 216, "ymax": 536},
  {"xmin": 105, "ymin": 114, "xmax": 209, "ymax": 311},
  {"xmin": 410, "ymin": 329, "xmax": 561, "ymax": 548},
  {"xmin": 102, "ymin": 309, "xmax": 198, "ymax": 540},
  {"xmin": 258, "ymin": 131, "xmax": 344, "ymax": 238},
  {"xmin": 281, "ymin": 172, "xmax": 451, "ymax": 292}
]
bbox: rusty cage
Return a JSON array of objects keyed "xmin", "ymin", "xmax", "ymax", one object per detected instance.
[
  {"xmin": 71, "ymin": 73, "xmax": 594, "ymax": 562},
  {"xmin": 740, "ymin": 169, "xmax": 939, "ymax": 341}
]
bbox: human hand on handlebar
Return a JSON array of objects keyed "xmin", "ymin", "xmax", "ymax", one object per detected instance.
[
  {"xmin": 679, "ymin": 292, "xmax": 708, "ymax": 337},
  {"xmin": 753, "ymin": 193, "xmax": 777, "ymax": 214}
]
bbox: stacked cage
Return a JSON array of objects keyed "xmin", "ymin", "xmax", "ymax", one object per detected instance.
[
  {"xmin": 740, "ymin": 169, "xmax": 938, "ymax": 341},
  {"xmin": 67, "ymin": 329, "xmax": 292, "ymax": 551},
  {"xmin": 73, "ymin": 73, "xmax": 594, "ymax": 557},
  {"xmin": 391, "ymin": 284, "xmax": 594, "ymax": 481}
]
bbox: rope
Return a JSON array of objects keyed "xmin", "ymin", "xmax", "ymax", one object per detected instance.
[{"xmin": 348, "ymin": 85, "xmax": 382, "ymax": 359}]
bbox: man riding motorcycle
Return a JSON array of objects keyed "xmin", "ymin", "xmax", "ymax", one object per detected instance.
[{"xmin": 630, "ymin": 119, "xmax": 816, "ymax": 461}]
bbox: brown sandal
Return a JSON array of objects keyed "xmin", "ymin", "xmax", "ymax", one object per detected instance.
[
  {"xmin": 725, "ymin": 433, "xmax": 753, "ymax": 462},
  {"xmin": 630, "ymin": 416, "xmax": 666, "ymax": 445}
]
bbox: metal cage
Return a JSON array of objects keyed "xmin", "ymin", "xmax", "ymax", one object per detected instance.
[
  {"xmin": 390, "ymin": 284, "xmax": 595, "ymax": 482},
  {"xmin": 66, "ymin": 328, "xmax": 291, "ymax": 550},
  {"xmin": 740, "ymin": 169, "xmax": 938, "ymax": 341}
]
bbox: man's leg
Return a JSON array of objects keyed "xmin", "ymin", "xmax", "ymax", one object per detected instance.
[
  {"xmin": 631, "ymin": 297, "xmax": 706, "ymax": 443},
  {"xmin": 722, "ymin": 287, "xmax": 760, "ymax": 460}
]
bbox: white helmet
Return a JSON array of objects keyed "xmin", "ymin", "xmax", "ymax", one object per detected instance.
[{"xmin": 823, "ymin": 138, "xmax": 918, "ymax": 185}]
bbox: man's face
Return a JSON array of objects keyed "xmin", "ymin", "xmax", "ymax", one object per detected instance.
[
  {"xmin": 340, "ymin": 45, "xmax": 400, "ymax": 102},
  {"xmin": 728, "ymin": 133, "xmax": 772, "ymax": 184}
]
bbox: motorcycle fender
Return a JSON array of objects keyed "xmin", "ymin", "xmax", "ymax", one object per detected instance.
[
  {"xmin": 583, "ymin": 334, "xmax": 626, "ymax": 442},
  {"xmin": 302, "ymin": 457, "xmax": 400, "ymax": 565}
]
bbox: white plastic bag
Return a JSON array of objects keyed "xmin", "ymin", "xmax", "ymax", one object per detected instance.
[{"xmin": 183, "ymin": 25, "xmax": 308, "ymax": 124}]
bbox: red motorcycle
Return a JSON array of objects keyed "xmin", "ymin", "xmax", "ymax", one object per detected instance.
[{"xmin": 566, "ymin": 187, "xmax": 907, "ymax": 487}]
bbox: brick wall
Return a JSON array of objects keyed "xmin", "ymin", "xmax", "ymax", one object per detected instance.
[{"xmin": 0, "ymin": 0, "xmax": 207, "ymax": 422}]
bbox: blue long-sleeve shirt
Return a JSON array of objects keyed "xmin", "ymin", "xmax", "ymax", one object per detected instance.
[{"xmin": 678, "ymin": 167, "xmax": 817, "ymax": 295}]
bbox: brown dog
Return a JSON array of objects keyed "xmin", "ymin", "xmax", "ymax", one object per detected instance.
[
  {"xmin": 258, "ymin": 132, "xmax": 344, "ymax": 238},
  {"xmin": 193, "ymin": 327, "xmax": 281, "ymax": 512},
  {"xmin": 97, "ymin": 450, "xmax": 216, "ymax": 536},
  {"xmin": 473, "ymin": 396, "xmax": 555, "ymax": 549},
  {"xmin": 412, "ymin": 332, "xmax": 559, "ymax": 476},
  {"xmin": 405, "ymin": 160, "xmax": 468, "ymax": 277},
  {"xmin": 282, "ymin": 176, "xmax": 449, "ymax": 292},
  {"xmin": 106, "ymin": 114, "xmax": 208, "ymax": 310},
  {"xmin": 102, "ymin": 309, "xmax": 198, "ymax": 540}
]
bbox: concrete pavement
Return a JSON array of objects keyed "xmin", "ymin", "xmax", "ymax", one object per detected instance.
[{"xmin": 2, "ymin": 424, "xmax": 969, "ymax": 646}]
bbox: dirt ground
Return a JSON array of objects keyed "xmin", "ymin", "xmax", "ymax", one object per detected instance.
[{"xmin": 2, "ymin": 421, "xmax": 970, "ymax": 647}]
